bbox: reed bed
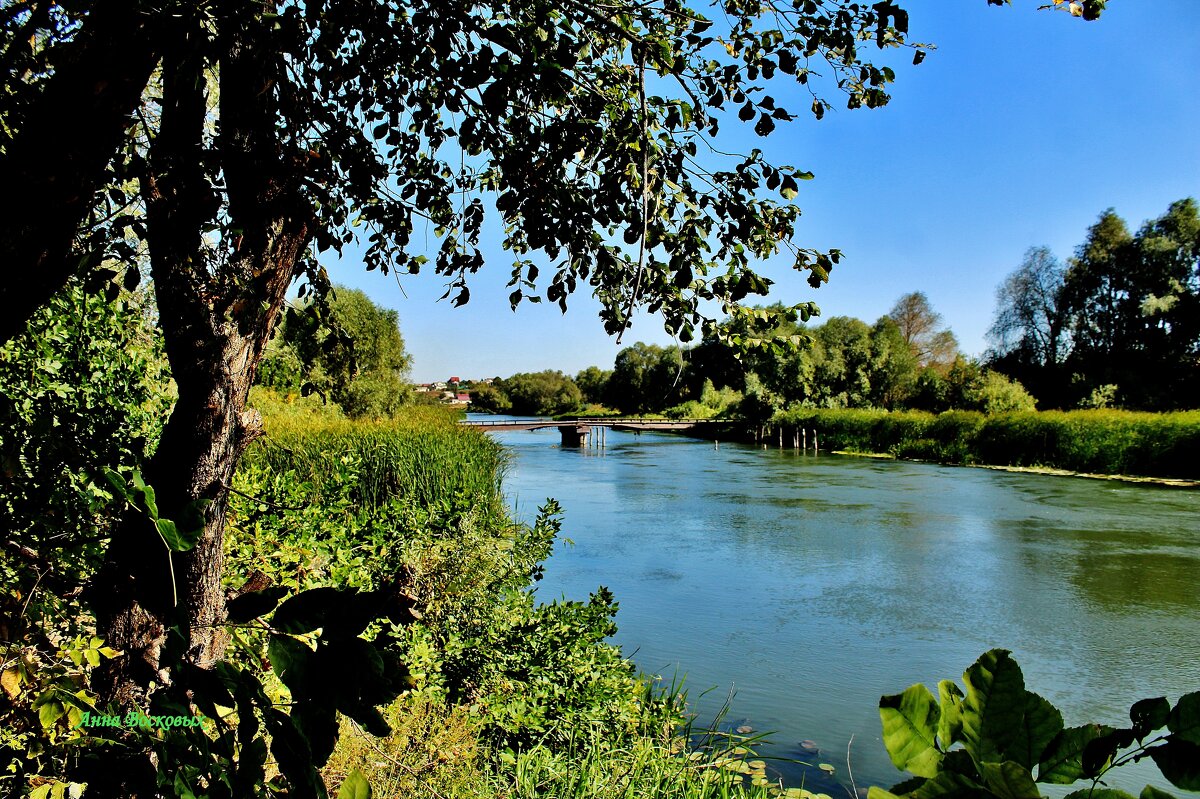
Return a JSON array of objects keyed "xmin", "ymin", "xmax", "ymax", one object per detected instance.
[
  {"xmin": 245, "ymin": 405, "xmax": 508, "ymax": 510},
  {"xmin": 771, "ymin": 408, "xmax": 1200, "ymax": 479}
]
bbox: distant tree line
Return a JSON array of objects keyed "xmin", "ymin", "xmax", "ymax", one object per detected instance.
[
  {"xmin": 986, "ymin": 198, "xmax": 1199, "ymax": 410},
  {"xmin": 473, "ymin": 198, "xmax": 1199, "ymax": 418},
  {"xmin": 472, "ymin": 292, "xmax": 1036, "ymax": 418}
]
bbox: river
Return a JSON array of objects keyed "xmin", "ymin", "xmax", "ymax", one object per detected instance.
[{"xmin": 479, "ymin": 417, "xmax": 1200, "ymax": 796}]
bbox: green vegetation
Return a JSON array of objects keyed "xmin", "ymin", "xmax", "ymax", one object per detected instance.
[
  {"xmin": 988, "ymin": 198, "xmax": 1200, "ymax": 410},
  {"xmin": 770, "ymin": 408, "xmax": 1200, "ymax": 479},
  {"xmin": 259, "ymin": 286, "xmax": 413, "ymax": 419},
  {"xmin": 873, "ymin": 649, "xmax": 1199, "ymax": 798}
]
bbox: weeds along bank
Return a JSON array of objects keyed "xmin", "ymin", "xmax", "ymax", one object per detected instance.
[
  {"xmin": 230, "ymin": 404, "xmax": 783, "ymax": 798},
  {"xmin": 766, "ymin": 408, "xmax": 1200, "ymax": 480}
]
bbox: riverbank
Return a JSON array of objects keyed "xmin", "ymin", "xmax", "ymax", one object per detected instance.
[
  {"xmin": 761, "ymin": 407, "xmax": 1200, "ymax": 481},
  {"xmin": 829, "ymin": 449, "xmax": 1200, "ymax": 488},
  {"xmin": 232, "ymin": 407, "xmax": 788, "ymax": 798}
]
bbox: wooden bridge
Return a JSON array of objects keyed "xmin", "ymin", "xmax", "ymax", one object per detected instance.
[{"xmin": 460, "ymin": 417, "xmax": 723, "ymax": 447}]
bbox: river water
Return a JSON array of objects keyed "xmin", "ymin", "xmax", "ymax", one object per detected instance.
[{"xmin": 480, "ymin": 418, "xmax": 1200, "ymax": 795}]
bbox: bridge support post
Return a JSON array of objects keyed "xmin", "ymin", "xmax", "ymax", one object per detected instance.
[{"xmin": 559, "ymin": 424, "xmax": 590, "ymax": 448}]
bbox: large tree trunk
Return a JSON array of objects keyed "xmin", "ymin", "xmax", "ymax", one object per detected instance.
[
  {"xmin": 0, "ymin": 1, "xmax": 161, "ymax": 344},
  {"xmin": 93, "ymin": 5, "xmax": 313, "ymax": 708}
]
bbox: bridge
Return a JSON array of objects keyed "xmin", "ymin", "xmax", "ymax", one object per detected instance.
[{"xmin": 460, "ymin": 417, "xmax": 723, "ymax": 447}]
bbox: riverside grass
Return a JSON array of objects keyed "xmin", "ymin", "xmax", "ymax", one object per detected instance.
[
  {"xmin": 771, "ymin": 408, "xmax": 1200, "ymax": 480},
  {"xmin": 246, "ymin": 402, "xmax": 507, "ymax": 511},
  {"xmin": 243, "ymin": 401, "xmax": 780, "ymax": 799}
]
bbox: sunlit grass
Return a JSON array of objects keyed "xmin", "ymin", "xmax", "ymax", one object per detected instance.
[{"xmin": 772, "ymin": 408, "xmax": 1200, "ymax": 478}]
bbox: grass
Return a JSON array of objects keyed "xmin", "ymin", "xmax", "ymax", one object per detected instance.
[
  {"xmin": 245, "ymin": 400, "xmax": 508, "ymax": 511},
  {"xmin": 770, "ymin": 408, "xmax": 1200, "ymax": 479}
]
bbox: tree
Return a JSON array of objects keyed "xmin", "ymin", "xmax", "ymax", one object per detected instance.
[
  {"xmin": 1059, "ymin": 200, "xmax": 1200, "ymax": 408},
  {"xmin": 608, "ymin": 343, "xmax": 686, "ymax": 414},
  {"xmin": 0, "ymin": 2, "xmax": 165, "ymax": 343},
  {"xmin": 468, "ymin": 382, "xmax": 512, "ymax": 414},
  {"xmin": 0, "ymin": 0, "xmax": 1107, "ymax": 774},
  {"xmin": 987, "ymin": 246, "xmax": 1068, "ymax": 405},
  {"xmin": 888, "ymin": 292, "xmax": 959, "ymax": 372},
  {"xmin": 575, "ymin": 366, "xmax": 613, "ymax": 407},
  {"xmin": 868, "ymin": 316, "xmax": 920, "ymax": 409},
  {"xmin": 989, "ymin": 246, "xmax": 1067, "ymax": 367},
  {"xmin": 502, "ymin": 370, "xmax": 583, "ymax": 416},
  {"xmin": 1060, "ymin": 209, "xmax": 1133, "ymax": 388},
  {"xmin": 278, "ymin": 286, "xmax": 413, "ymax": 418}
]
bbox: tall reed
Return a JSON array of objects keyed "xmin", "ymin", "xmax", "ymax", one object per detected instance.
[{"xmin": 244, "ymin": 405, "xmax": 508, "ymax": 510}]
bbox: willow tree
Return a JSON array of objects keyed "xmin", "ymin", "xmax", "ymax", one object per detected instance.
[{"xmin": 0, "ymin": 0, "xmax": 1103, "ymax": 709}]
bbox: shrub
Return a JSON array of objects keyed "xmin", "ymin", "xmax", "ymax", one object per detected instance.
[{"xmin": 972, "ymin": 371, "xmax": 1037, "ymax": 414}]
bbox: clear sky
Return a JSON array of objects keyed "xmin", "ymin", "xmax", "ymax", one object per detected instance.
[{"xmin": 323, "ymin": 1, "xmax": 1200, "ymax": 383}]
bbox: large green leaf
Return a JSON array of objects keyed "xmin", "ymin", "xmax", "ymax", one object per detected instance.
[
  {"xmin": 938, "ymin": 680, "xmax": 965, "ymax": 749},
  {"xmin": 1037, "ymin": 724, "xmax": 1111, "ymax": 784},
  {"xmin": 1149, "ymin": 739, "xmax": 1200, "ymax": 791},
  {"xmin": 1007, "ymin": 691, "xmax": 1063, "ymax": 769},
  {"xmin": 979, "ymin": 761, "xmax": 1041, "ymax": 799},
  {"xmin": 880, "ymin": 683, "xmax": 943, "ymax": 778},
  {"xmin": 961, "ymin": 649, "xmax": 1028, "ymax": 764},
  {"xmin": 1130, "ymin": 697, "xmax": 1170, "ymax": 739},
  {"xmin": 1167, "ymin": 692, "xmax": 1200, "ymax": 745},
  {"xmin": 867, "ymin": 789, "xmax": 904, "ymax": 799},
  {"xmin": 1063, "ymin": 791, "xmax": 1137, "ymax": 799},
  {"xmin": 901, "ymin": 771, "xmax": 989, "ymax": 799},
  {"xmin": 268, "ymin": 635, "xmax": 316, "ymax": 694},
  {"xmin": 337, "ymin": 770, "xmax": 372, "ymax": 799},
  {"xmin": 156, "ymin": 517, "xmax": 203, "ymax": 552}
]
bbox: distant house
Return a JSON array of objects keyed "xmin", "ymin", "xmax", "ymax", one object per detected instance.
[{"xmin": 455, "ymin": 393, "xmax": 470, "ymax": 403}]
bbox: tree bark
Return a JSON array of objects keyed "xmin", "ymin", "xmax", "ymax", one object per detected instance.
[
  {"xmin": 0, "ymin": 1, "xmax": 161, "ymax": 344},
  {"xmin": 93, "ymin": 5, "xmax": 314, "ymax": 707}
]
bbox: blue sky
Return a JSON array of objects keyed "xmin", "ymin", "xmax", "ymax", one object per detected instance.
[{"xmin": 324, "ymin": 1, "xmax": 1200, "ymax": 383}]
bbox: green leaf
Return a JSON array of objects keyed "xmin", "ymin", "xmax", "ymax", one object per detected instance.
[
  {"xmin": 337, "ymin": 770, "xmax": 372, "ymax": 799},
  {"xmin": 961, "ymin": 649, "xmax": 1027, "ymax": 764},
  {"xmin": 1140, "ymin": 786, "xmax": 1179, "ymax": 799},
  {"xmin": 1167, "ymin": 692, "xmax": 1200, "ymax": 745},
  {"xmin": 937, "ymin": 680, "xmax": 965, "ymax": 749},
  {"xmin": 131, "ymin": 471, "xmax": 158, "ymax": 519},
  {"xmin": 155, "ymin": 517, "xmax": 203, "ymax": 552},
  {"xmin": 268, "ymin": 635, "xmax": 315, "ymax": 694},
  {"xmin": 1008, "ymin": 691, "xmax": 1063, "ymax": 769},
  {"xmin": 879, "ymin": 683, "xmax": 943, "ymax": 778},
  {"xmin": 867, "ymin": 789, "xmax": 903, "ymax": 799},
  {"xmin": 898, "ymin": 771, "xmax": 987, "ymax": 798},
  {"xmin": 38, "ymin": 700, "xmax": 65, "ymax": 728},
  {"xmin": 1083, "ymin": 728, "xmax": 1137, "ymax": 777},
  {"xmin": 1038, "ymin": 724, "xmax": 1110, "ymax": 784},
  {"xmin": 1131, "ymin": 697, "xmax": 1171, "ymax": 739},
  {"xmin": 100, "ymin": 467, "xmax": 133, "ymax": 502},
  {"xmin": 1149, "ymin": 739, "xmax": 1200, "ymax": 791},
  {"xmin": 1063, "ymin": 791, "xmax": 1137, "ymax": 799},
  {"xmin": 979, "ymin": 761, "xmax": 1040, "ymax": 799}
]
